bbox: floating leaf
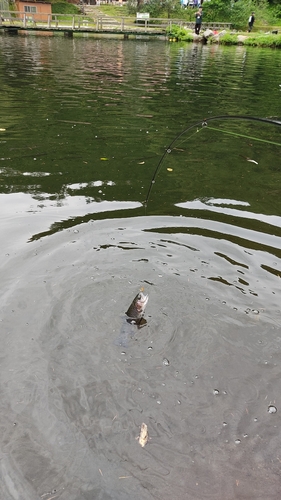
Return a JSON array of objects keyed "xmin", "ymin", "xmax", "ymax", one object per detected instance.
[
  {"xmin": 138, "ymin": 161, "xmax": 145, "ymax": 164},
  {"xmin": 100, "ymin": 157, "xmax": 108, "ymax": 161},
  {"xmin": 0, "ymin": 128, "xmax": 6, "ymax": 131},
  {"xmin": 167, "ymin": 168, "xmax": 173, "ymax": 172}
]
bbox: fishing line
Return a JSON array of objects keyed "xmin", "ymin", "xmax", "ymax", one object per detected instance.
[
  {"xmin": 206, "ymin": 126, "xmax": 281, "ymax": 147},
  {"xmin": 170, "ymin": 126, "xmax": 204, "ymax": 150},
  {"xmin": 144, "ymin": 115, "xmax": 281, "ymax": 211}
]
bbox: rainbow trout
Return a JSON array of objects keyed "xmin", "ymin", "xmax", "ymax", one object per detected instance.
[{"xmin": 114, "ymin": 291, "xmax": 149, "ymax": 347}]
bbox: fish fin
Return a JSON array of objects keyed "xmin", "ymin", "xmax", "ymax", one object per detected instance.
[{"xmin": 136, "ymin": 318, "xmax": 147, "ymax": 329}]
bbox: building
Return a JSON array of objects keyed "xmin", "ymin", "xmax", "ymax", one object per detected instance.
[{"xmin": 15, "ymin": 0, "xmax": 52, "ymax": 21}]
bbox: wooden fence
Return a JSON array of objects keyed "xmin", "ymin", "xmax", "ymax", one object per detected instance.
[{"xmin": 0, "ymin": 11, "xmax": 232, "ymax": 35}]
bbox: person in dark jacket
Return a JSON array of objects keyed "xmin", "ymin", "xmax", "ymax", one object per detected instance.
[
  {"xmin": 195, "ymin": 7, "xmax": 203, "ymax": 35},
  {"xmin": 248, "ymin": 12, "xmax": 255, "ymax": 32}
]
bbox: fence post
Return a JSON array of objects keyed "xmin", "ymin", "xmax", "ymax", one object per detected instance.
[
  {"xmin": 23, "ymin": 13, "xmax": 26, "ymax": 28},
  {"xmin": 47, "ymin": 13, "xmax": 51, "ymax": 28}
]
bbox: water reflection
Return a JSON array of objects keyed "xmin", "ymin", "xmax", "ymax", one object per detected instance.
[{"xmin": 176, "ymin": 198, "xmax": 281, "ymax": 232}]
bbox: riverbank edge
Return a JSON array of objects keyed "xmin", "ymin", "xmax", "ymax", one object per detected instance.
[{"xmin": 167, "ymin": 26, "xmax": 281, "ymax": 48}]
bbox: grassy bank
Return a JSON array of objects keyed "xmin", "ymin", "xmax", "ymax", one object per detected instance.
[
  {"xmin": 167, "ymin": 24, "xmax": 281, "ymax": 48},
  {"xmin": 218, "ymin": 32, "xmax": 281, "ymax": 47},
  {"xmin": 51, "ymin": 1, "xmax": 81, "ymax": 15}
]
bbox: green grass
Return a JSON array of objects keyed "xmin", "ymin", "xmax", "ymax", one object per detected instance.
[
  {"xmin": 95, "ymin": 5, "xmax": 131, "ymax": 18},
  {"xmin": 243, "ymin": 33, "xmax": 281, "ymax": 47},
  {"xmin": 51, "ymin": 2, "xmax": 81, "ymax": 15}
]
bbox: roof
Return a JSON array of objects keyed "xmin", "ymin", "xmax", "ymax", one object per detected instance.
[{"xmin": 15, "ymin": 0, "xmax": 52, "ymax": 4}]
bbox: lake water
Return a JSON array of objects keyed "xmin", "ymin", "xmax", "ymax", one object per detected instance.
[{"xmin": 1, "ymin": 32, "xmax": 281, "ymax": 500}]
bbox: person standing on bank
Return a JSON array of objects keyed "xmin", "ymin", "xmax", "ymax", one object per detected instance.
[
  {"xmin": 248, "ymin": 12, "xmax": 255, "ymax": 32},
  {"xmin": 195, "ymin": 7, "xmax": 203, "ymax": 35}
]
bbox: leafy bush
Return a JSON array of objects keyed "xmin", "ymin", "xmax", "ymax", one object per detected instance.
[
  {"xmin": 202, "ymin": 0, "xmax": 232, "ymax": 23},
  {"xmin": 167, "ymin": 23, "xmax": 193, "ymax": 41},
  {"xmin": 126, "ymin": 0, "xmax": 137, "ymax": 15},
  {"xmin": 138, "ymin": 0, "xmax": 181, "ymax": 19},
  {"xmin": 216, "ymin": 33, "xmax": 239, "ymax": 45},
  {"xmin": 274, "ymin": 6, "xmax": 281, "ymax": 19}
]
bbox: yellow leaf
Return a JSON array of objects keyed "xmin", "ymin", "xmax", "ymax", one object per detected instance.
[
  {"xmin": 167, "ymin": 168, "xmax": 173, "ymax": 172},
  {"xmin": 0, "ymin": 128, "xmax": 6, "ymax": 131},
  {"xmin": 100, "ymin": 157, "xmax": 108, "ymax": 161}
]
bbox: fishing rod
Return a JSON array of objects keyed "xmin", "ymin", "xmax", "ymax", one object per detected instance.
[{"xmin": 144, "ymin": 115, "xmax": 281, "ymax": 210}]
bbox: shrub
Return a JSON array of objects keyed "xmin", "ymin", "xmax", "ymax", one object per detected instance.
[
  {"xmin": 202, "ymin": 0, "xmax": 232, "ymax": 23},
  {"xmin": 167, "ymin": 24, "xmax": 193, "ymax": 41},
  {"xmin": 216, "ymin": 33, "xmax": 239, "ymax": 45}
]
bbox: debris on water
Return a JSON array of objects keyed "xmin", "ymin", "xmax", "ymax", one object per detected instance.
[
  {"xmin": 167, "ymin": 168, "xmax": 173, "ymax": 172},
  {"xmin": 245, "ymin": 308, "xmax": 259, "ymax": 315},
  {"xmin": 268, "ymin": 405, "xmax": 277, "ymax": 414},
  {"xmin": 142, "ymin": 279, "xmax": 154, "ymax": 285},
  {"xmin": 213, "ymin": 389, "xmax": 219, "ymax": 395},
  {"xmin": 246, "ymin": 158, "xmax": 258, "ymax": 164},
  {"xmin": 137, "ymin": 423, "xmax": 149, "ymax": 447},
  {"xmin": 163, "ymin": 358, "xmax": 170, "ymax": 366}
]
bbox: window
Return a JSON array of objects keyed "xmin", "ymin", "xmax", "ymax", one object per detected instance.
[{"xmin": 24, "ymin": 6, "xmax": 37, "ymax": 13}]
